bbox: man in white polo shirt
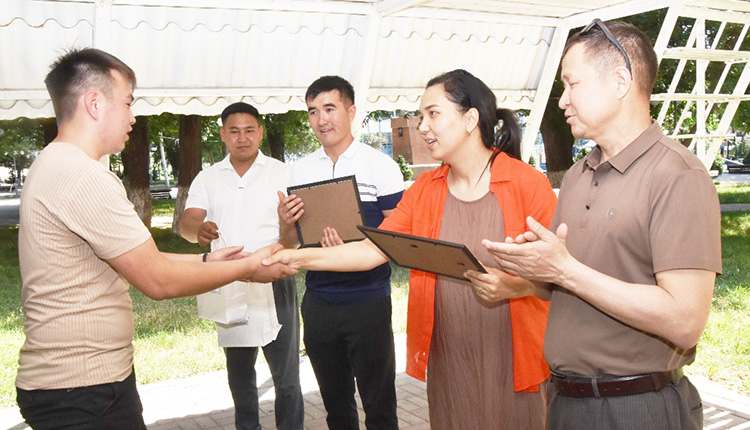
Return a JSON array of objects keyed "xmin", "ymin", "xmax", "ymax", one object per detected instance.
[
  {"xmin": 279, "ymin": 76, "xmax": 404, "ymax": 430},
  {"xmin": 181, "ymin": 102, "xmax": 303, "ymax": 430}
]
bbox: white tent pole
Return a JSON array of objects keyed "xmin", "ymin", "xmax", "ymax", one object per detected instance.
[
  {"xmin": 519, "ymin": 24, "xmax": 569, "ymax": 164},
  {"xmin": 671, "ymin": 22, "xmax": 702, "ymax": 133},
  {"xmin": 654, "ymin": 5, "xmax": 682, "ymax": 66},
  {"xmin": 656, "ymin": 8, "xmax": 699, "ymax": 125},
  {"xmin": 653, "ymin": 5, "xmax": 681, "ymax": 125},
  {"xmin": 706, "ymin": 23, "xmax": 748, "ymax": 114},
  {"xmin": 94, "ymin": 0, "xmax": 113, "ymax": 52},
  {"xmin": 717, "ymin": 62, "xmax": 750, "ymax": 132},
  {"xmin": 352, "ymin": 9, "xmax": 382, "ymax": 140},
  {"xmin": 696, "ymin": 18, "xmax": 707, "ymax": 162},
  {"xmin": 95, "ymin": 0, "xmax": 114, "ymax": 167}
]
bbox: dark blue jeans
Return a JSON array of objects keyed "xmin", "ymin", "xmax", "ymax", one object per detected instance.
[
  {"xmin": 302, "ymin": 293, "xmax": 398, "ymax": 430},
  {"xmin": 225, "ymin": 277, "xmax": 303, "ymax": 430},
  {"xmin": 16, "ymin": 369, "xmax": 147, "ymax": 430}
]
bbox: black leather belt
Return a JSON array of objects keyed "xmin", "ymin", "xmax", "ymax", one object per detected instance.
[{"xmin": 550, "ymin": 368, "xmax": 683, "ymax": 398}]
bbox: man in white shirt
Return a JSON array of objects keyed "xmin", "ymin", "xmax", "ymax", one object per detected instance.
[{"xmin": 181, "ymin": 103, "xmax": 303, "ymax": 430}]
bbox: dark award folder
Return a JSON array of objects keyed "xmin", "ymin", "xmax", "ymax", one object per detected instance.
[
  {"xmin": 357, "ymin": 225, "xmax": 487, "ymax": 281},
  {"xmin": 287, "ymin": 176, "xmax": 365, "ymax": 248}
]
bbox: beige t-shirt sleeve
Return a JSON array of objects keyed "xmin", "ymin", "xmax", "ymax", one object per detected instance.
[{"xmin": 56, "ymin": 168, "xmax": 151, "ymax": 260}]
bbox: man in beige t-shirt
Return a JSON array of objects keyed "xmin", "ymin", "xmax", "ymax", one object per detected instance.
[
  {"xmin": 16, "ymin": 48, "xmax": 296, "ymax": 430},
  {"xmin": 484, "ymin": 20, "xmax": 721, "ymax": 430}
]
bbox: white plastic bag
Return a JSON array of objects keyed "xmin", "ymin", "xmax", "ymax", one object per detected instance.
[{"xmin": 196, "ymin": 281, "xmax": 249, "ymax": 324}]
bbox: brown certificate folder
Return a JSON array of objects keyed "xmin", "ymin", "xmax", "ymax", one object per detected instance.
[
  {"xmin": 357, "ymin": 225, "xmax": 486, "ymax": 281},
  {"xmin": 287, "ymin": 176, "xmax": 365, "ymax": 248}
]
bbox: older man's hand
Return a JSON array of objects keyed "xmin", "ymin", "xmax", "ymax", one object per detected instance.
[{"xmin": 483, "ymin": 216, "xmax": 572, "ymax": 285}]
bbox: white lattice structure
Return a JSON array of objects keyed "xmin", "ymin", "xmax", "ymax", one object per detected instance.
[{"xmin": 652, "ymin": 1, "xmax": 750, "ymax": 169}]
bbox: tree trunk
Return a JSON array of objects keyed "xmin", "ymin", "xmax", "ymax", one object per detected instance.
[
  {"xmin": 123, "ymin": 117, "xmax": 152, "ymax": 228},
  {"xmin": 265, "ymin": 114, "xmax": 286, "ymax": 162},
  {"xmin": 173, "ymin": 115, "xmax": 202, "ymax": 235},
  {"xmin": 540, "ymin": 95, "xmax": 575, "ymax": 188}
]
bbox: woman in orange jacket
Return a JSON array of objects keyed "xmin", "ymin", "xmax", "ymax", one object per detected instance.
[{"xmin": 273, "ymin": 69, "xmax": 557, "ymax": 429}]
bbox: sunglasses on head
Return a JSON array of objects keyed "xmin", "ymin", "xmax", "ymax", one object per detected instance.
[{"xmin": 580, "ymin": 19, "xmax": 632, "ymax": 74}]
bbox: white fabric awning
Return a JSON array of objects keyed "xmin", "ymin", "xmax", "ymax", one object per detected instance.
[
  {"xmin": 0, "ymin": 0, "xmax": 681, "ymax": 120},
  {"xmin": 3, "ymin": 0, "xmax": 748, "ymax": 163}
]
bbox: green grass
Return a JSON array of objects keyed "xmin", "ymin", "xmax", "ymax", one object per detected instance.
[
  {"xmin": 0, "ymin": 226, "xmax": 23, "ymax": 410},
  {"xmin": 688, "ymin": 211, "xmax": 750, "ymax": 393},
  {"xmin": 715, "ymin": 182, "xmax": 750, "ymax": 204},
  {"xmin": 1, "ymin": 188, "xmax": 749, "ymax": 408},
  {"xmin": 0, "ymin": 220, "xmax": 410, "ymax": 408},
  {"xmin": 151, "ymin": 199, "xmax": 177, "ymax": 217}
]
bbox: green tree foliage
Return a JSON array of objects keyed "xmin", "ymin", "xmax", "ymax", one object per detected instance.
[
  {"xmin": 711, "ymin": 152, "xmax": 725, "ymax": 174},
  {"xmin": 396, "ymin": 154, "xmax": 413, "ymax": 181},
  {"xmin": 113, "ymin": 113, "xmax": 226, "ymax": 182},
  {"xmin": 263, "ymin": 111, "xmax": 319, "ymax": 162},
  {"xmin": 363, "ymin": 109, "xmax": 416, "ymax": 127},
  {"xmin": 361, "ymin": 132, "xmax": 390, "ymax": 149},
  {"xmin": 0, "ymin": 118, "xmax": 45, "ymax": 184},
  {"xmin": 141, "ymin": 113, "xmax": 181, "ymax": 181},
  {"xmin": 201, "ymin": 116, "xmax": 225, "ymax": 165}
]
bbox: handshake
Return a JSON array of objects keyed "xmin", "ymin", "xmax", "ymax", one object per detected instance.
[{"xmin": 206, "ymin": 242, "xmax": 299, "ymax": 284}]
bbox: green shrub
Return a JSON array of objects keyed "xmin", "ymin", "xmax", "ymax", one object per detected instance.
[
  {"xmin": 711, "ymin": 153, "xmax": 725, "ymax": 175},
  {"xmin": 396, "ymin": 154, "xmax": 413, "ymax": 181}
]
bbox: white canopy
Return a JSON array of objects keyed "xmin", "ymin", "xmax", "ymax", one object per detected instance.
[{"xmin": 1, "ymin": 0, "xmax": 749, "ymax": 163}]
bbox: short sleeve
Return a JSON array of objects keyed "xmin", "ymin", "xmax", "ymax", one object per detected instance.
[
  {"xmin": 377, "ymin": 157, "xmax": 405, "ymax": 197},
  {"xmin": 379, "ymin": 181, "xmax": 418, "ymax": 235},
  {"xmin": 185, "ymin": 170, "xmax": 209, "ymax": 211},
  {"xmin": 375, "ymin": 156, "xmax": 405, "ymax": 211},
  {"xmin": 650, "ymin": 168, "xmax": 722, "ymax": 274},
  {"xmin": 58, "ymin": 169, "xmax": 150, "ymax": 260}
]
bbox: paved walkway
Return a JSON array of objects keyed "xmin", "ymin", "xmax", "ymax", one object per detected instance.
[{"xmin": 1, "ymin": 333, "xmax": 749, "ymax": 430}]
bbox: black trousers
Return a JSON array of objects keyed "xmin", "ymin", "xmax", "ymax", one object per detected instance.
[
  {"xmin": 16, "ymin": 369, "xmax": 147, "ymax": 430},
  {"xmin": 301, "ymin": 293, "xmax": 398, "ymax": 430},
  {"xmin": 548, "ymin": 375, "xmax": 703, "ymax": 430},
  {"xmin": 226, "ymin": 277, "xmax": 304, "ymax": 430}
]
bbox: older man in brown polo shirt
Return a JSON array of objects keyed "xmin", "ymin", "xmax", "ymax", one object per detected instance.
[{"xmin": 484, "ymin": 20, "xmax": 722, "ymax": 430}]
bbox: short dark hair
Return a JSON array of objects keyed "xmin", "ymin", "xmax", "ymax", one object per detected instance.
[
  {"xmin": 305, "ymin": 75, "xmax": 355, "ymax": 106},
  {"xmin": 45, "ymin": 48, "xmax": 136, "ymax": 124},
  {"xmin": 564, "ymin": 20, "xmax": 657, "ymax": 96},
  {"xmin": 220, "ymin": 102, "xmax": 261, "ymax": 125},
  {"xmin": 426, "ymin": 69, "xmax": 521, "ymax": 162}
]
